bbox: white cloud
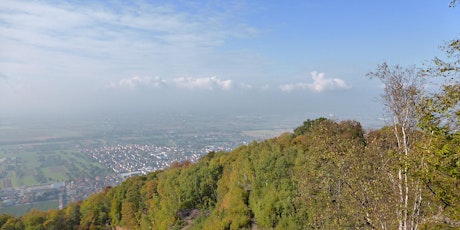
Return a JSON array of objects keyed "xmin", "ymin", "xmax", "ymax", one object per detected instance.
[
  {"xmin": 0, "ymin": 1, "xmax": 260, "ymax": 83},
  {"xmin": 109, "ymin": 76, "xmax": 166, "ymax": 89},
  {"xmin": 239, "ymin": 83, "xmax": 253, "ymax": 90},
  {"xmin": 279, "ymin": 82, "xmax": 309, "ymax": 92},
  {"xmin": 280, "ymin": 71, "xmax": 350, "ymax": 92},
  {"xmin": 172, "ymin": 76, "xmax": 232, "ymax": 90},
  {"xmin": 108, "ymin": 76, "xmax": 235, "ymax": 91}
]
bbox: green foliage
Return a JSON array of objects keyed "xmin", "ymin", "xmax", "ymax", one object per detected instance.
[
  {"xmin": 79, "ymin": 191, "xmax": 109, "ymax": 229},
  {"xmin": 293, "ymin": 120, "xmax": 373, "ymax": 228},
  {"xmin": 21, "ymin": 209, "xmax": 47, "ymax": 230},
  {"xmin": 0, "ymin": 214, "xmax": 23, "ymax": 230},
  {"xmin": 417, "ymin": 37, "xmax": 460, "ymax": 226},
  {"xmin": 64, "ymin": 202, "xmax": 80, "ymax": 230},
  {"xmin": 293, "ymin": 117, "xmax": 328, "ymax": 137}
]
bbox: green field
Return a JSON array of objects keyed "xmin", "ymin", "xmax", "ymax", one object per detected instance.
[{"xmin": 0, "ymin": 140, "xmax": 110, "ymax": 188}]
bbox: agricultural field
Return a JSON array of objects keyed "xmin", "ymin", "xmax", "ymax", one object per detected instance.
[
  {"xmin": 0, "ymin": 111, "xmax": 305, "ymax": 190},
  {"xmin": 0, "ymin": 140, "xmax": 110, "ymax": 188}
]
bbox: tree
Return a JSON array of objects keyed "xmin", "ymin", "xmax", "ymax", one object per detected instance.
[
  {"xmin": 65, "ymin": 202, "xmax": 81, "ymax": 230},
  {"xmin": 120, "ymin": 202, "xmax": 137, "ymax": 229},
  {"xmin": 293, "ymin": 120, "xmax": 378, "ymax": 229},
  {"xmin": 417, "ymin": 37, "xmax": 460, "ymax": 228},
  {"xmin": 43, "ymin": 210, "xmax": 66, "ymax": 230},
  {"xmin": 0, "ymin": 215, "xmax": 22, "ymax": 230},
  {"xmin": 79, "ymin": 192, "xmax": 108, "ymax": 229},
  {"xmin": 367, "ymin": 62, "xmax": 425, "ymax": 230},
  {"xmin": 293, "ymin": 117, "xmax": 328, "ymax": 137},
  {"xmin": 21, "ymin": 209, "xmax": 47, "ymax": 230}
]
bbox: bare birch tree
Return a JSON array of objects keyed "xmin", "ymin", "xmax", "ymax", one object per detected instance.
[{"xmin": 367, "ymin": 62, "xmax": 425, "ymax": 230}]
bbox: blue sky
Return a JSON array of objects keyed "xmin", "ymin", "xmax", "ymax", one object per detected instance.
[{"xmin": 0, "ymin": 0, "xmax": 459, "ymax": 126}]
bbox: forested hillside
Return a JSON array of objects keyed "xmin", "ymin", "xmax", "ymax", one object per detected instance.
[{"xmin": 0, "ymin": 114, "xmax": 459, "ymax": 229}]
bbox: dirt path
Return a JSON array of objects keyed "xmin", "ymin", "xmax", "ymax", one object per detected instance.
[{"xmin": 251, "ymin": 218, "xmax": 258, "ymax": 230}]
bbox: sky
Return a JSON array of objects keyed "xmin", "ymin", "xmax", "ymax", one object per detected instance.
[{"xmin": 0, "ymin": 0, "xmax": 459, "ymax": 126}]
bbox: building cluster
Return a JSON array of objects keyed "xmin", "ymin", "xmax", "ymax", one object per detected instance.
[
  {"xmin": 79, "ymin": 143, "xmax": 228, "ymax": 175},
  {"xmin": 64, "ymin": 174, "xmax": 120, "ymax": 203},
  {"xmin": 0, "ymin": 175, "xmax": 120, "ymax": 209},
  {"xmin": 0, "ymin": 182, "xmax": 64, "ymax": 208},
  {"xmin": 0, "ymin": 136, "xmax": 243, "ymax": 213}
]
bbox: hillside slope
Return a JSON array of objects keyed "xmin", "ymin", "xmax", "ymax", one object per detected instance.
[{"xmin": 0, "ymin": 118, "xmax": 459, "ymax": 229}]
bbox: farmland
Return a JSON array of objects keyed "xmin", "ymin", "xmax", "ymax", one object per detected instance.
[
  {"xmin": 0, "ymin": 138, "xmax": 110, "ymax": 189},
  {"xmin": 0, "ymin": 111, "xmax": 330, "ymax": 188}
]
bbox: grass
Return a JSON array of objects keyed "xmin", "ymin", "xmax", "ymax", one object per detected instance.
[
  {"xmin": 42, "ymin": 167, "xmax": 68, "ymax": 181},
  {"xmin": 19, "ymin": 176, "xmax": 37, "ymax": 187},
  {"xmin": 0, "ymin": 141, "xmax": 110, "ymax": 187}
]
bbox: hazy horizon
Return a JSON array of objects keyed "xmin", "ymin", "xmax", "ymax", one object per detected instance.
[{"xmin": 1, "ymin": 1, "xmax": 458, "ymax": 130}]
